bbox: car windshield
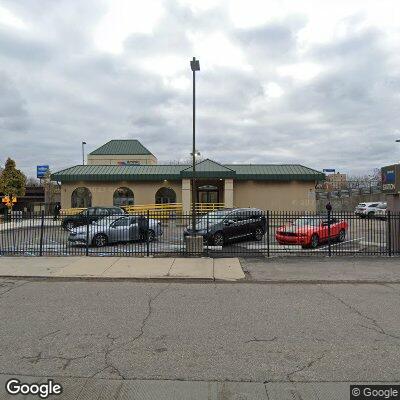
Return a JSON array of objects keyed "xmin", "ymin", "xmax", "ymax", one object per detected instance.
[
  {"xmin": 92, "ymin": 216, "xmax": 120, "ymax": 225},
  {"xmin": 292, "ymin": 218, "xmax": 321, "ymax": 227},
  {"xmin": 197, "ymin": 210, "xmax": 233, "ymax": 225}
]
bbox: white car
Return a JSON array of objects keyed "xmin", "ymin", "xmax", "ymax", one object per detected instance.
[
  {"xmin": 354, "ymin": 202, "xmax": 386, "ymax": 218},
  {"xmin": 374, "ymin": 203, "xmax": 387, "ymax": 220}
]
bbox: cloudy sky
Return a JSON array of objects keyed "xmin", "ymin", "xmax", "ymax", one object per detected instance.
[{"xmin": 1, "ymin": 0, "xmax": 400, "ymax": 178}]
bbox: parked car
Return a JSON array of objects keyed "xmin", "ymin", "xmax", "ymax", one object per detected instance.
[
  {"xmin": 68, "ymin": 215, "xmax": 162, "ymax": 247},
  {"xmin": 183, "ymin": 208, "xmax": 266, "ymax": 246},
  {"xmin": 354, "ymin": 202, "xmax": 385, "ymax": 218},
  {"xmin": 276, "ymin": 216, "xmax": 348, "ymax": 249},
  {"xmin": 62, "ymin": 207, "xmax": 125, "ymax": 230},
  {"xmin": 374, "ymin": 203, "xmax": 387, "ymax": 220}
]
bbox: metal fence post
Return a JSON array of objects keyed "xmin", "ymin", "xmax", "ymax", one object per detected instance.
[
  {"xmin": 327, "ymin": 209, "xmax": 331, "ymax": 257},
  {"xmin": 206, "ymin": 212, "xmax": 209, "ymax": 257},
  {"xmin": 85, "ymin": 210, "xmax": 89, "ymax": 256},
  {"xmin": 146, "ymin": 210, "xmax": 150, "ymax": 257},
  {"xmin": 39, "ymin": 210, "xmax": 45, "ymax": 256},
  {"xmin": 388, "ymin": 210, "xmax": 392, "ymax": 257},
  {"xmin": 266, "ymin": 210, "xmax": 270, "ymax": 258}
]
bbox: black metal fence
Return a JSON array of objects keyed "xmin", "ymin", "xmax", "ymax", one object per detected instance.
[{"xmin": 0, "ymin": 210, "xmax": 399, "ymax": 257}]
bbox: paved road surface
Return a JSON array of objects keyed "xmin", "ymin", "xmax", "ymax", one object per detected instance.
[{"xmin": 0, "ymin": 278, "xmax": 399, "ymax": 398}]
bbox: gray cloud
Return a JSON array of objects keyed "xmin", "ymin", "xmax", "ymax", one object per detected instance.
[{"xmin": 0, "ymin": 0, "xmax": 399, "ymax": 177}]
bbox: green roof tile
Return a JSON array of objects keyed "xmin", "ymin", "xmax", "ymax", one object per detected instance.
[
  {"xmin": 89, "ymin": 140, "xmax": 153, "ymax": 156},
  {"xmin": 52, "ymin": 162, "xmax": 325, "ymax": 182}
]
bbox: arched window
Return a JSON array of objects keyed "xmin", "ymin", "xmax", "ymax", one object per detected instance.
[
  {"xmin": 155, "ymin": 187, "xmax": 176, "ymax": 204},
  {"xmin": 113, "ymin": 187, "xmax": 134, "ymax": 207},
  {"xmin": 71, "ymin": 187, "xmax": 92, "ymax": 208}
]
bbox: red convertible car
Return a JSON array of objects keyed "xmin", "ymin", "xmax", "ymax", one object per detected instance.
[{"xmin": 276, "ymin": 217, "xmax": 348, "ymax": 249}]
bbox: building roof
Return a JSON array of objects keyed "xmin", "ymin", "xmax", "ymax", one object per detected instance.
[
  {"xmin": 89, "ymin": 140, "xmax": 153, "ymax": 156},
  {"xmin": 181, "ymin": 159, "xmax": 236, "ymax": 178},
  {"xmin": 52, "ymin": 161, "xmax": 325, "ymax": 182}
]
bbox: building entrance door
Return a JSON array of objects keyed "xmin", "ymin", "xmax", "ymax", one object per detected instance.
[{"xmin": 197, "ymin": 185, "xmax": 219, "ymax": 203}]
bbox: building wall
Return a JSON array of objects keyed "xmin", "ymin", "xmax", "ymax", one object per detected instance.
[
  {"xmin": 87, "ymin": 154, "xmax": 157, "ymax": 165},
  {"xmin": 61, "ymin": 181, "xmax": 182, "ymax": 208},
  {"xmin": 61, "ymin": 179, "xmax": 317, "ymax": 211},
  {"xmin": 233, "ymin": 181, "xmax": 316, "ymax": 211}
]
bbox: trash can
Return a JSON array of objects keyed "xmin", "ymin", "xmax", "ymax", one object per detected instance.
[{"xmin": 185, "ymin": 235, "xmax": 204, "ymax": 255}]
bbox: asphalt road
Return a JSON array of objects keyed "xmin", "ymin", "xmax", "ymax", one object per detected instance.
[{"xmin": 0, "ymin": 279, "xmax": 399, "ymax": 399}]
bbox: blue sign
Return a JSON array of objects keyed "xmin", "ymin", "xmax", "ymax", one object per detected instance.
[
  {"xmin": 383, "ymin": 169, "xmax": 395, "ymax": 184},
  {"xmin": 323, "ymin": 168, "xmax": 336, "ymax": 173},
  {"xmin": 37, "ymin": 165, "xmax": 49, "ymax": 179}
]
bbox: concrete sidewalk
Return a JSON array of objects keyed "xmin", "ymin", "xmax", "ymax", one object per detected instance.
[
  {"xmin": 0, "ymin": 257, "xmax": 245, "ymax": 281},
  {"xmin": 241, "ymin": 257, "xmax": 400, "ymax": 283}
]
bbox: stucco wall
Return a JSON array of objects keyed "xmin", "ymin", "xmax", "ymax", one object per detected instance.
[
  {"xmin": 87, "ymin": 154, "xmax": 157, "ymax": 165},
  {"xmin": 233, "ymin": 181, "xmax": 316, "ymax": 211},
  {"xmin": 61, "ymin": 179, "xmax": 317, "ymax": 211},
  {"xmin": 61, "ymin": 181, "xmax": 182, "ymax": 208}
]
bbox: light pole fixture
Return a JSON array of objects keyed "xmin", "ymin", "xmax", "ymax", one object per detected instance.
[
  {"xmin": 82, "ymin": 141, "xmax": 87, "ymax": 165},
  {"xmin": 190, "ymin": 57, "xmax": 200, "ymax": 233}
]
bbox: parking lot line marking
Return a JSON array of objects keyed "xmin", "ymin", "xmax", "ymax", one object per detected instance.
[{"xmin": 316, "ymin": 237, "xmax": 365, "ymax": 250}]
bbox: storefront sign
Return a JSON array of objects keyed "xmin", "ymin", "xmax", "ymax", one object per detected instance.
[
  {"xmin": 381, "ymin": 164, "xmax": 400, "ymax": 194},
  {"xmin": 37, "ymin": 165, "xmax": 49, "ymax": 179}
]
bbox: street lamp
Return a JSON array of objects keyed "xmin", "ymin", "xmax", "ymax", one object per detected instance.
[
  {"xmin": 190, "ymin": 57, "xmax": 200, "ymax": 233},
  {"xmin": 82, "ymin": 141, "xmax": 87, "ymax": 165}
]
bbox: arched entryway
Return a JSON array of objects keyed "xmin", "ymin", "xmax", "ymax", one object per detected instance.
[
  {"xmin": 113, "ymin": 187, "xmax": 134, "ymax": 207},
  {"xmin": 155, "ymin": 187, "xmax": 176, "ymax": 204},
  {"xmin": 71, "ymin": 187, "xmax": 92, "ymax": 208}
]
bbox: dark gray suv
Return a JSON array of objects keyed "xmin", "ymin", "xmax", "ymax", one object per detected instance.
[{"xmin": 183, "ymin": 208, "xmax": 266, "ymax": 245}]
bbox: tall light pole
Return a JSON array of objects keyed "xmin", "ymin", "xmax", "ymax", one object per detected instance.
[
  {"xmin": 190, "ymin": 57, "xmax": 200, "ymax": 233},
  {"xmin": 82, "ymin": 141, "xmax": 86, "ymax": 165}
]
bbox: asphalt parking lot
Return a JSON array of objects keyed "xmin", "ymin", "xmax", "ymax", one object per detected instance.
[{"xmin": 0, "ymin": 216, "xmax": 389, "ymax": 257}]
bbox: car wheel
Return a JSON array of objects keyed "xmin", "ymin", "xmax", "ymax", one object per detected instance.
[
  {"xmin": 213, "ymin": 231, "xmax": 224, "ymax": 246},
  {"xmin": 338, "ymin": 229, "xmax": 346, "ymax": 242},
  {"xmin": 310, "ymin": 233, "xmax": 319, "ymax": 249},
  {"xmin": 147, "ymin": 230, "xmax": 156, "ymax": 242},
  {"xmin": 254, "ymin": 227, "xmax": 264, "ymax": 241},
  {"xmin": 64, "ymin": 221, "xmax": 74, "ymax": 231},
  {"xmin": 367, "ymin": 211, "xmax": 374, "ymax": 218},
  {"xmin": 92, "ymin": 233, "xmax": 108, "ymax": 247}
]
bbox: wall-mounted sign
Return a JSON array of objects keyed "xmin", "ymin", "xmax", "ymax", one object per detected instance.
[
  {"xmin": 381, "ymin": 164, "xmax": 399, "ymax": 194},
  {"xmin": 117, "ymin": 160, "xmax": 141, "ymax": 166},
  {"xmin": 36, "ymin": 165, "xmax": 50, "ymax": 179}
]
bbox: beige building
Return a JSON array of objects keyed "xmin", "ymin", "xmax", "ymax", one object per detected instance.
[
  {"xmin": 87, "ymin": 140, "xmax": 157, "ymax": 165},
  {"xmin": 52, "ymin": 140, "xmax": 325, "ymax": 212}
]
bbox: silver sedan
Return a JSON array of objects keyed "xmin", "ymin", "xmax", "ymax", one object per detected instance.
[{"xmin": 68, "ymin": 215, "xmax": 163, "ymax": 247}]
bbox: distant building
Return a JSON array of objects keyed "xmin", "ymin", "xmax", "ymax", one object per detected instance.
[
  {"xmin": 325, "ymin": 172, "xmax": 347, "ymax": 190},
  {"xmin": 52, "ymin": 139, "xmax": 325, "ymax": 212},
  {"xmin": 0, "ymin": 186, "xmax": 45, "ymax": 213}
]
